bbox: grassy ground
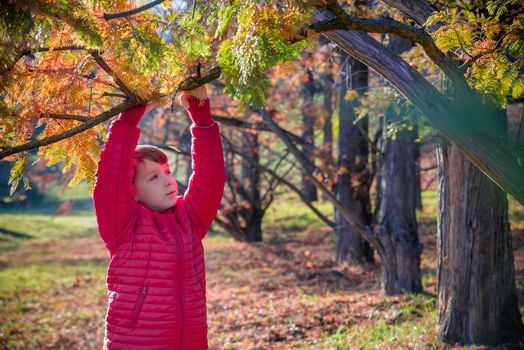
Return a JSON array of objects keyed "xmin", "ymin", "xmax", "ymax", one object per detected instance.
[{"xmin": 0, "ymin": 190, "xmax": 523, "ymax": 349}]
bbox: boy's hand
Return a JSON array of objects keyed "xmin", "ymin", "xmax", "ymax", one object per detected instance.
[
  {"xmin": 143, "ymin": 84, "xmax": 208, "ymax": 115},
  {"xmin": 144, "ymin": 102, "xmax": 157, "ymax": 114},
  {"xmin": 177, "ymin": 84, "xmax": 212, "ymax": 126},
  {"xmin": 175, "ymin": 84, "xmax": 208, "ymax": 109}
]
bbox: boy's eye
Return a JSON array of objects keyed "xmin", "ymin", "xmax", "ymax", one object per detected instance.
[{"xmin": 149, "ymin": 175, "xmax": 158, "ymax": 181}]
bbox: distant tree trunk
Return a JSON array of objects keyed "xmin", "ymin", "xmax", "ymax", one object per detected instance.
[
  {"xmin": 376, "ymin": 103, "xmax": 423, "ymax": 294},
  {"xmin": 334, "ymin": 52, "xmax": 374, "ymax": 264},
  {"xmin": 321, "ymin": 73, "xmax": 334, "ymax": 163},
  {"xmin": 372, "ymin": 126, "xmax": 383, "ymax": 222},
  {"xmin": 301, "ymin": 67, "xmax": 318, "ymax": 202},
  {"xmin": 241, "ymin": 131, "xmax": 263, "ymax": 242},
  {"xmin": 321, "ymin": 70, "xmax": 334, "ymax": 201},
  {"xmin": 219, "ymin": 129, "xmax": 264, "ymax": 243},
  {"xmin": 413, "ymin": 130, "xmax": 423, "ymax": 211},
  {"xmin": 437, "ymin": 131, "xmax": 524, "ymax": 345},
  {"xmin": 374, "ymin": 36, "xmax": 423, "ymax": 294}
]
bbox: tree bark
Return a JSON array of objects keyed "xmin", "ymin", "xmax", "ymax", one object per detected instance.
[
  {"xmin": 335, "ymin": 52, "xmax": 374, "ymax": 264},
  {"xmin": 241, "ymin": 131, "xmax": 263, "ymax": 242},
  {"xmin": 321, "ymin": 71, "xmax": 334, "ymax": 167},
  {"xmin": 301, "ymin": 67, "xmax": 318, "ymax": 202},
  {"xmin": 376, "ymin": 103, "xmax": 423, "ymax": 294},
  {"xmin": 437, "ymin": 135, "xmax": 524, "ymax": 345},
  {"xmin": 413, "ymin": 127, "xmax": 423, "ymax": 211}
]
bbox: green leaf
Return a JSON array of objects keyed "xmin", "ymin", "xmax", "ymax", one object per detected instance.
[
  {"xmin": 8, "ymin": 154, "xmax": 27, "ymax": 196},
  {"xmin": 512, "ymin": 76, "xmax": 524, "ymax": 99}
]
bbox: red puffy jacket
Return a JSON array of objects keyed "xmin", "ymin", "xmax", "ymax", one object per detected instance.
[{"xmin": 93, "ymin": 99, "xmax": 226, "ymax": 350}]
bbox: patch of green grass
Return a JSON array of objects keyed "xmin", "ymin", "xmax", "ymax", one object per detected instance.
[
  {"xmin": 421, "ymin": 270, "xmax": 437, "ymax": 290},
  {"xmin": 43, "ymin": 182, "xmax": 92, "ymax": 202},
  {"xmin": 417, "ymin": 190, "xmax": 438, "ymax": 221},
  {"xmin": 0, "ymin": 214, "xmax": 98, "ymax": 252},
  {"xmin": 319, "ymin": 294, "xmax": 439, "ymax": 350},
  {"xmin": 0, "ymin": 263, "xmax": 105, "ymax": 296},
  {"xmin": 263, "ymin": 192, "xmax": 333, "ymax": 232}
]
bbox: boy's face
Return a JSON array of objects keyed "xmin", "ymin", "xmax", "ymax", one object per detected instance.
[{"xmin": 134, "ymin": 159, "xmax": 178, "ymax": 212}]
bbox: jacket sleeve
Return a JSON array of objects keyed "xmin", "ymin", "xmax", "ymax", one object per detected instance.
[
  {"xmin": 182, "ymin": 99, "xmax": 227, "ymax": 240},
  {"xmin": 92, "ymin": 104, "xmax": 147, "ymax": 256}
]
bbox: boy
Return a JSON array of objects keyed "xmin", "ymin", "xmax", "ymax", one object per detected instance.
[{"xmin": 93, "ymin": 85, "xmax": 226, "ymax": 350}]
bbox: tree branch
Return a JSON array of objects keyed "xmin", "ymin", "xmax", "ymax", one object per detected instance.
[
  {"xmin": 177, "ymin": 66, "xmax": 222, "ymax": 91},
  {"xmin": 380, "ymin": 0, "xmax": 436, "ymax": 27},
  {"xmin": 89, "ymin": 50, "xmax": 136, "ymax": 97},
  {"xmin": 311, "ymin": 5, "xmax": 470, "ymax": 94},
  {"xmin": 100, "ymin": 92, "xmax": 126, "ymax": 98},
  {"xmin": 256, "ymin": 107, "xmax": 380, "ymax": 249},
  {"xmin": 311, "ymin": 9, "xmax": 524, "ymax": 206},
  {"xmin": 220, "ymin": 134, "xmax": 335, "ymax": 227},
  {"xmin": 0, "ymin": 66, "xmax": 223, "ymax": 160},
  {"xmin": 42, "ymin": 114, "xmax": 89, "ymax": 122},
  {"xmin": 103, "ymin": 0, "xmax": 167, "ymax": 20},
  {"xmin": 0, "ymin": 100, "xmax": 141, "ymax": 160},
  {"xmin": 28, "ymin": 45, "xmax": 88, "ymax": 54},
  {"xmin": 213, "ymin": 115, "xmax": 309, "ymax": 146}
]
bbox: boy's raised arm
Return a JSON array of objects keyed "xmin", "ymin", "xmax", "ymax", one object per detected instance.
[
  {"xmin": 183, "ymin": 96, "xmax": 227, "ymax": 240},
  {"xmin": 93, "ymin": 104, "xmax": 147, "ymax": 256}
]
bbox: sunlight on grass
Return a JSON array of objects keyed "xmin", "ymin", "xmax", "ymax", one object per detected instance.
[
  {"xmin": 263, "ymin": 192, "xmax": 333, "ymax": 232},
  {"xmin": 416, "ymin": 190, "xmax": 438, "ymax": 221},
  {"xmin": 319, "ymin": 294, "xmax": 439, "ymax": 350},
  {"xmin": 43, "ymin": 181, "xmax": 92, "ymax": 202},
  {"xmin": 0, "ymin": 214, "xmax": 98, "ymax": 252}
]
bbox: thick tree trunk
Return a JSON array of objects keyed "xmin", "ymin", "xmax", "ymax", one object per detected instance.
[
  {"xmin": 335, "ymin": 52, "xmax": 374, "ymax": 264},
  {"xmin": 376, "ymin": 104, "xmax": 423, "ymax": 294},
  {"xmin": 437, "ymin": 137, "xmax": 524, "ymax": 345}
]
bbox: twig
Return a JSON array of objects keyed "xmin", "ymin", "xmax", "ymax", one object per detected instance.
[
  {"xmin": 40, "ymin": 114, "xmax": 89, "ymax": 122},
  {"xmin": 103, "ymin": 0, "xmax": 167, "ymax": 20},
  {"xmin": 89, "ymin": 50, "xmax": 136, "ymax": 98},
  {"xmin": 100, "ymin": 92, "xmax": 126, "ymax": 98}
]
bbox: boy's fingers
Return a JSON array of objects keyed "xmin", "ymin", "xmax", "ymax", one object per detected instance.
[
  {"xmin": 144, "ymin": 102, "xmax": 156, "ymax": 114},
  {"xmin": 176, "ymin": 92, "xmax": 190, "ymax": 109}
]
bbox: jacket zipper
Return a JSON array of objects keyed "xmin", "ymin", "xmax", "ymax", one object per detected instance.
[
  {"xmin": 129, "ymin": 285, "xmax": 148, "ymax": 329},
  {"xmin": 173, "ymin": 227, "xmax": 185, "ymax": 349}
]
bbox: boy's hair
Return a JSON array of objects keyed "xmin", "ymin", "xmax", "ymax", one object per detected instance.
[{"xmin": 132, "ymin": 145, "xmax": 168, "ymax": 182}]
